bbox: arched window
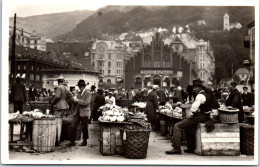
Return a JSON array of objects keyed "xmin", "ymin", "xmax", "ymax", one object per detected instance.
[
  {"xmin": 135, "ymin": 76, "xmax": 142, "ymax": 89},
  {"xmin": 163, "ymin": 54, "xmax": 170, "ymax": 67},
  {"xmin": 154, "ymin": 52, "xmax": 161, "ymax": 67},
  {"xmin": 107, "ymin": 79, "xmax": 111, "ymax": 84},
  {"xmin": 172, "ymin": 77, "xmax": 179, "ymax": 86},
  {"xmin": 144, "ymin": 54, "xmax": 151, "ymax": 67}
]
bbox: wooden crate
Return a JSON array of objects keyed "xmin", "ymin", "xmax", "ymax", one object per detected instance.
[
  {"xmin": 195, "ymin": 123, "xmax": 240, "ymax": 156},
  {"xmin": 100, "ymin": 121, "xmax": 132, "ymax": 155}
]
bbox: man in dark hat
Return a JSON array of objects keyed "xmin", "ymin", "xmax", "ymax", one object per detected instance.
[
  {"xmin": 165, "ymin": 79, "xmax": 219, "ymax": 154},
  {"xmin": 92, "ymin": 89, "xmax": 105, "ymax": 121},
  {"xmin": 68, "ymin": 79, "xmax": 91, "ymax": 146},
  {"xmin": 241, "ymin": 86, "xmax": 252, "ymax": 107},
  {"xmin": 226, "ymin": 81, "xmax": 244, "ymax": 123},
  {"xmin": 10, "ymin": 76, "xmax": 27, "ymax": 113}
]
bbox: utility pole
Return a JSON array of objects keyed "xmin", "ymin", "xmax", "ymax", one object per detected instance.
[{"xmin": 11, "ymin": 13, "xmax": 17, "ymax": 85}]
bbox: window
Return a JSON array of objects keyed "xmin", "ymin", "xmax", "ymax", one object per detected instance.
[
  {"xmin": 30, "ymin": 74, "xmax": 34, "ymax": 81},
  {"xmin": 36, "ymin": 75, "xmax": 40, "ymax": 81},
  {"xmin": 18, "ymin": 65, "xmax": 20, "ymax": 70},
  {"xmin": 98, "ymin": 61, "xmax": 102, "ymax": 67},
  {"xmin": 108, "ymin": 70, "xmax": 111, "ymax": 75},
  {"xmin": 175, "ymin": 45, "xmax": 179, "ymax": 52},
  {"xmin": 34, "ymin": 40, "xmax": 37, "ymax": 44},
  {"xmin": 31, "ymin": 66, "xmax": 34, "ymax": 71},
  {"xmin": 154, "ymin": 52, "xmax": 161, "ymax": 67},
  {"xmin": 34, "ymin": 46, "xmax": 37, "ymax": 50},
  {"xmin": 144, "ymin": 54, "xmax": 151, "ymax": 67},
  {"xmin": 92, "ymin": 54, "xmax": 95, "ymax": 59},
  {"xmin": 92, "ymin": 62, "xmax": 95, "ymax": 66},
  {"xmin": 108, "ymin": 54, "xmax": 111, "ymax": 60},
  {"xmin": 85, "ymin": 52, "xmax": 89, "ymax": 57},
  {"xmin": 108, "ymin": 61, "xmax": 111, "ymax": 68},
  {"xmin": 242, "ymin": 75, "xmax": 244, "ymax": 77},
  {"xmin": 24, "ymin": 65, "xmax": 26, "ymax": 70},
  {"xmin": 163, "ymin": 54, "xmax": 170, "ymax": 67},
  {"xmin": 98, "ymin": 54, "xmax": 104, "ymax": 59},
  {"xmin": 107, "ymin": 79, "xmax": 111, "ymax": 84}
]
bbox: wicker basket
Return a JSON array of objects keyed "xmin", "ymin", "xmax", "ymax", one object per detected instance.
[
  {"xmin": 218, "ymin": 108, "xmax": 239, "ymax": 124},
  {"xmin": 120, "ymin": 126, "xmax": 151, "ymax": 159},
  {"xmin": 29, "ymin": 101, "xmax": 51, "ymax": 113},
  {"xmin": 240, "ymin": 124, "xmax": 254, "ymax": 155},
  {"xmin": 61, "ymin": 116, "xmax": 82, "ymax": 141}
]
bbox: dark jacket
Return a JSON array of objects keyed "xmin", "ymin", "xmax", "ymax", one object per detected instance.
[
  {"xmin": 241, "ymin": 92, "xmax": 252, "ymax": 107},
  {"xmin": 10, "ymin": 83, "xmax": 26, "ymax": 103},
  {"xmin": 225, "ymin": 88, "xmax": 244, "ymax": 123},
  {"xmin": 28, "ymin": 87, "xmax": 37, "ymax": 101},
  {"xmin": 156, "ymin": 89, "xmax": 167, "ymax": 103}
]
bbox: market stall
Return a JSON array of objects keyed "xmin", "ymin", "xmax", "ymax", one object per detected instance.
[{"xmin": 98, "ymin": 103, "xmax": 152, "ymax": 158}]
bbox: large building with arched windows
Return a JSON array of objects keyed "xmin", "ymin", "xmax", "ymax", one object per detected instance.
[{"xmin": 125, "ymin": 32, "xmax": 195, "ymax": 90}]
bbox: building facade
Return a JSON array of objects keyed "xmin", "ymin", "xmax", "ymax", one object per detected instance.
[
  {"xmin": 125, "ymin": 32, "xmax": 192, "ymax": 90},
  {"xmin": 9, "ymin": 27, "xmax": 47, "ymax": 51},
  {"xmin": 91, "ymin": 40, "xmax": 128, "ymax": 89}
]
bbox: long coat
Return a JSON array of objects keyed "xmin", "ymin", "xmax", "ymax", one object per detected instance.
[
  {"xmin": 226, "ymin": 88, "xmax": 244, "ymax": 123},
  {"xmin": 92, "ymin": 93, "xmax": 105, "ymax": 120},
  {"xmin": 10, "ymin": 83, "xmax": 26, "ymax": 103},
  {"xmin": 145, "ymin": 90, "xmax": 159, "ymax": 127},
  {"xmin": 51, "ymin": 85, "xmax": 73, "ymax": 111},
  {"xmin": 72, "ymin": 89, "xmax": 92, "ymax": 117},
  {"xmin": 156, "ymin": 89, "xmax": 167, "ymax": 104}
]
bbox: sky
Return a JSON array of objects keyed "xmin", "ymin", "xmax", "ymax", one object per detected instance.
[{"xmin": 8, "ymin": 0, "xmax": 257, "ymax": 17}]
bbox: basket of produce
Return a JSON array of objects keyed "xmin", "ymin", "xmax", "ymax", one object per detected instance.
[
  {"xmin": 29, "ymin": 101, "xmax": 51, "ymax": 114},
  {"xmin": 61, "ymin": 115, "xmax": 82, "ymax": 141},
  {"xmin": 116, "ymin": 100, "xmax": 133, "ymax": 108},
  {"xmin": 240, "ymin": 123, "xmax": 254, "ymax": 155},
  {"xmin": 98, "ymin": 104, "xmax": 128, "ymax": 122},
  {"xmin": 218, "ymin": 106, "xmax": 239, "ymax": 124},
  {"xmin": 120, "ymin": 122, "xmax": 151, "ymax": 159}
]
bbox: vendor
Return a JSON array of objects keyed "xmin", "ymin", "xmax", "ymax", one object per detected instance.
[
  {"xmin": 105, "ymin": 92, "xmax": 116, "ymax": 105},
  {"xmin": 92, "ymin": 89, "xmax": 106, "ymax": 121},
  {"xmin": 145, "ymin": 85, "xmax": 159, "ymax": 130},
  {"xmin": 225, "ymin": 81, "xmax": 244, "ymax": 123},
  {"xmin": 50, "ymin": 76, "xmax": 73, "ymax": 146},
  {"xmin": 67, "ymin": 79, "xmax": 91, "ymax": 147},
  {"xmin": 241, "ymin": 86, "xmax": 253, "ymax": 107},
  {"xmin": 165, "ymin": 79, "xmax": 219, "ymax": 154}
]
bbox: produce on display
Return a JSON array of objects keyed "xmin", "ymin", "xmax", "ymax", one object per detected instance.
[
  {"xmin": 132, "ymin": 102, "xmax": 146, "ymax": 109},
  {"xmin": 98, "ymin": 104, "xmax": 128, "ymax": 122},
  {"xmin": 9, "ymin": 109, "xmax": 55, "ymax": 122},
  {"xmin": 158, "ymin": 105, "xmax": 183, "ymax": 119}
]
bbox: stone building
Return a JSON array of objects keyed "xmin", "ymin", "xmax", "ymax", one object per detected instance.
[
  {"xmin": 90, "ymin": 40, "xmax": 128, "ymax": 89},
  {"xmin": 125, "ymin": 32, "xmax": 192, "ymax": 90},
  {"xmin": 223, "ymin": 13, "xmax": 242, "ymax": 31}
]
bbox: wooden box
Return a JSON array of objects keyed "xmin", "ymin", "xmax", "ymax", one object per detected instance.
[
  {"xmin": 195, "ymin": 123, "xmax": 240, "ymax": 156},
  {"xmin": 99, "ymin": 121, "xmax": 132, "ymax": 155}
]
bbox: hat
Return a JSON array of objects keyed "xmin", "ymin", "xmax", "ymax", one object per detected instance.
[
  {"xmin": 108, "ymin": 92, "xmax": 113, "ymax": 95},
  {"xmin": 77, "ymin": 79, "xmax": 86, "ymax": 87},
  {"xmin": 243, "ymin": 86, "xmax": 248, "ymax": 90},
  {"xmin": 152, "ymin": 85, "xmax": 158, "ymax": 90},
  {"xmin": 57, "ymin": 76, "xmax": 65, "ymax": 81},
  {"xmin": 97, "ymin": 89, "xmax": 103, "ymax": 93},
  {"xmin": 193, "ymin": 79, "xmax": 203, "ymax": 87}
]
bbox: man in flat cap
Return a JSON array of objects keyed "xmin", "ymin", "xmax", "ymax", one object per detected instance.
[
  {"xmin": 166, "ymin": 79, "xmax": 219, "ymax": 154},
  {"xmin": 51, "ymin": 76, "xmax": 73, "ymax": 146},
  {"xmin": 226, "ymin": 81, "xmax": 244, "ymax": 123}
]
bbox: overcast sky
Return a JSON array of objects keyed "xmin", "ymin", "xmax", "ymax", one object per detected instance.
[{"xmin": 8, "ymin": 0, "xmax": 255, "ymax": 17}]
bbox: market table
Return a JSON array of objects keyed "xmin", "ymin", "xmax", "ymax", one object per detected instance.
[
  {"xmin": 158, "ymin": 112, "xmax": 182, "ymax": 137},
  {"xmin": 99, "ymin": 120, "xmax": 133, "ymax": 155},
  {"xmin": 9, "ymin": 119, "xmax": 33, "ymax": 146}
]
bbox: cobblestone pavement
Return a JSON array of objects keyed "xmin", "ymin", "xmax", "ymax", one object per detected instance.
[{"xmin": 9, "ymin": 121, "xmax": 254, "ymax": 165}]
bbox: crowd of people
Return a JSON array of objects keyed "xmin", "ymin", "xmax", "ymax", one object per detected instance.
[{"xmin": 9, "ymin": 75, "xmax": 255, "ymax": 152}]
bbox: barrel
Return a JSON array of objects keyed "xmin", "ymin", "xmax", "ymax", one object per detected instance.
[
  {"xmin": 55, "ymin": 117, "xmax": 62, "ymax": 144},
  {"xmin": 32, "ymin": 118, "xmax": 56, "ymax": 152}
]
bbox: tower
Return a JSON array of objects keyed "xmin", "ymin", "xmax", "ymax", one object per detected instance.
[{"xmin": 223, "ymin": 13, "xmax": 230, "ymax": 31}]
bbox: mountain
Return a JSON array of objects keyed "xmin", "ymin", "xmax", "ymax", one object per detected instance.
[
  {"xmin": 55, "ymin": 6, "xmax": 254, "ymax": 82},
  {"xmin": 9, "ymin": 10, "xmax": 95, "ymax": 39}
]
